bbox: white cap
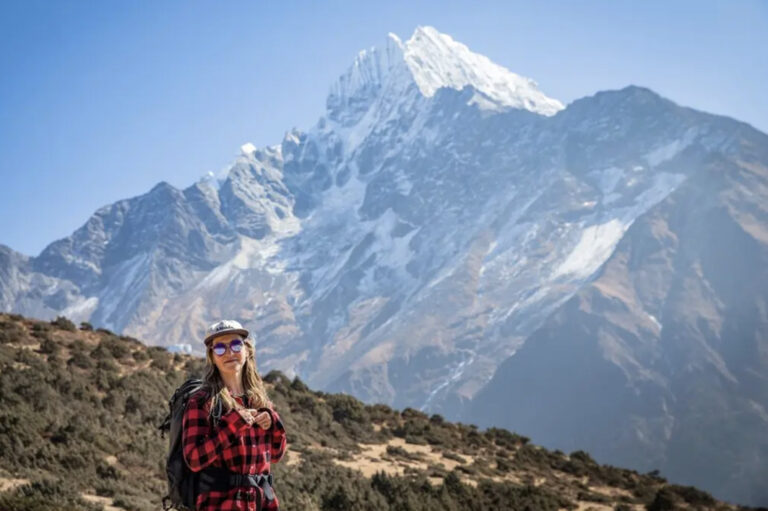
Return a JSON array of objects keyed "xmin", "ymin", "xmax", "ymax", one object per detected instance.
[{"xmin": 204, "ymin": 320, "xmax": 250, "ymax": 346}]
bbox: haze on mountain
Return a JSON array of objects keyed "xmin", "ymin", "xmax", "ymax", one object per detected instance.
[{"xmin": 0, "ymin": 26, "xmax": 766, "ymax": 506}]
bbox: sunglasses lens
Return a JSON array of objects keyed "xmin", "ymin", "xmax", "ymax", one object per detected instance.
[{"xmin": 211, "ymin": 338, "xmax": 245, "ymax": 356}]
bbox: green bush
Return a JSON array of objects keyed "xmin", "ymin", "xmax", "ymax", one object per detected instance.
[
  {"xmin": 290, "ymin": 375, "xmax": 309, "ymax": 392},
  {"xmin": 486, "ymin": 427, "xmax": 529, "ymax": 448},
  {"xmin": 30, "ymin": 323, "xmax": 52, "ymax": 340},
  {"xmin": 39, "ymin": 338, "xmax": 61, "ymax": 356},
  {"xmin": 147, "ymin": 346, "xmax": 173, "ymax": 371},
  {"xmin": 0, "ymin": 320, "xmax": 26, "ymax": 344},
  {"xmin": 666, "ymin": 484, "xmax": 716, "ymax": 507},
  {"xmin": 442, "ymin": 451, "xmax": 467, "ymax": 464},
  {"xmin": 51, "ymin": 316, "xmax": 77, "ymax": 332},
  {"xmin": 102, "ymin": 337, "xmax": 132, "ymax": 359},
  {"xmin": 68, "ymin": 350, "xmax": 94, "ymax": 369},
  {"xmin": 647, "ymin": 487, "xmax": 681, "ymax": 511}
]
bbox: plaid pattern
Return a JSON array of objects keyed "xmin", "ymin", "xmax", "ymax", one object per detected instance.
[{"xmin": 182, "ymin": 390, "xmax": 287, "ymax": 511}]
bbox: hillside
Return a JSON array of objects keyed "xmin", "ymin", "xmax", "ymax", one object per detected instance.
[{"xmin": 0, "ymin": 313, "xmax": 761, "ymax": 511}]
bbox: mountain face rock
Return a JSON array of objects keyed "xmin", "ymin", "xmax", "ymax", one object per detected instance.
[
  {"xmin": 1, "ymin": 26, "xmax": 766, "ymax": 505},
  {"xmin": 469, "ymin": 133, "xmax": 768, "ymax": 505},
  {"xmin": 0, "ymin": 245, "xmax": 81, "ymax": 319}
]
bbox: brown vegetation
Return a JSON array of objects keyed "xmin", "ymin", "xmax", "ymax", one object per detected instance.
[{"xmin": 0, "ymin": 313, "xmax": 758, "ymax": 511}]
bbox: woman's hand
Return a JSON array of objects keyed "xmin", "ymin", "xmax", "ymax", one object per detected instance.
[
  {"xmin": 239, "ymin": 408, "xmax": 272, "ymax": 429},
  {"xmin": 253, "ymin": 410, "xmax": 272, "ymax": 430}
]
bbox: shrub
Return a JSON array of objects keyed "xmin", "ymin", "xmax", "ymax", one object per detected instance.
[
  {"xmin": 327, "ymin": 394, "xmax": 367, "ymax": 424},
  {"xmin": 0, "ymin": 320, "xmax": 25, "ymax": 344},
  {"xmin": 68, "ymin": 350, "xmax": 94, "ymax": 369},
  {"xmin": 386, "ymin": 445, "xmax": 422, "ymax": 461},
  {"xmin": 30, "ymin": 323, "xmax": 52, "ymax": 338},
  {"xmin": 429, "ymin": 413, "xmax": 445, "ymax": 424},
  {"xmin": 570, "ymin": 450, "xmax": 596, "ymax": 464},
  {"xmin": 442, "ymin": 451, "xmax": 467, "ymax": 464},
  {"xmin": 262, "ymin": 370, "xmax": 290, "ymax": 387},
  {"xmin": 50, "ymin": 316, "xmax": 76, "ymax": 332},
  {"xmin": 647, "ymin": 487, "xmax": 681, "ymax": 511},
  {"xmin": 667, "ymin": 484, "xmax": 716, "ymax": 507},
  {"xmin": 578, "ymin": 490, "xmax": 612, "ymax": 503},
  {"xmin": 290, "ymin": 375, "xmax": 309, "ymax": 392},
  {"xmin": 39, "ymin": 339, "xmax": 61, "ymax": 356},
  {"xmin": 367, "ymin": 403, "xmax": 396, "ymax": 423},
  {"xmin": 486, "ymin": 427, "xmax": 529, "ymax": 448},
  {"xmin": 102, "ymin": 338, "xmax": 131, "ymax": 359},
  {"xmin": 147, "ymin": 346, "xmax": 173, "ymax": 371}
]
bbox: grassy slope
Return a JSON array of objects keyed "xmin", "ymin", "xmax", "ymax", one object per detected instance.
[{"xmin": 0, "ymin": 313, "xmax": 757, "ymax": 511}]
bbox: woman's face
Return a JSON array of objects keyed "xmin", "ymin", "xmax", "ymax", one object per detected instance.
[{"xmin": 209, "ymin": 333, "xmax": 247, "ymax": 377}]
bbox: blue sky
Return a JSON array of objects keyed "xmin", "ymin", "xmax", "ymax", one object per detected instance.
[{"xmin": 1, "ymin": 0, "xmax": 766, "ymax": 256}]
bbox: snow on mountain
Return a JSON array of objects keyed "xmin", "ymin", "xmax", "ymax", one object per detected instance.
[
  {"xmin": 402, "ymin": 26, "xmax": 563, "ymax": 115},
  {"xmin": 327, "ymin": 25, "xmax": 562, "ymax": 130}
]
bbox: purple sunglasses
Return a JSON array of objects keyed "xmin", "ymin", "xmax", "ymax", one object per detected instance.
[{"xmin": 211, "ymin": 338, "xmax": 244, "ymax": 357}]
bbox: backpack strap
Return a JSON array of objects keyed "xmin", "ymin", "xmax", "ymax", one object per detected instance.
[{"xmin": 211, "ymin": 394, "xmax": 223, "ymax": 426}]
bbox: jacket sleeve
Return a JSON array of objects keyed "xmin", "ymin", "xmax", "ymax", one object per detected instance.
[
  {"xmin": 182, "ymin": 394, "xmax": 250, "ymax": 471},
  {"xmin": 264, "ymin": 407, "xmax": 287, "ymax": 463}
]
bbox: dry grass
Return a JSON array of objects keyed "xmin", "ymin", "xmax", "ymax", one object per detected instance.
[
  {"xmin": 81, "ymin": 493, "xmax": 124, "ymax": 511},
  {"xmin": 284, "ymin": 450, "xmax": 303, "ymax": 467},
  {"xmin": 0, "ymin": 477, "xmax": 30, "ymax": 493}
]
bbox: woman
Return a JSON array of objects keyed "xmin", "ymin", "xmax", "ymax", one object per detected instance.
[{"xmin": 182, "ymin": 320, "xmax": 287, "ymax": 511}]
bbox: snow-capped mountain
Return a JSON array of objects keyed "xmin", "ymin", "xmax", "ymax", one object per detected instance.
[
  {"xmin": 328, "ymin": 26, "xmax": 563, "ymax": 123},
  {"xmin": 1, "ymin": 26, "xmax": 766, "ymax": 506}
]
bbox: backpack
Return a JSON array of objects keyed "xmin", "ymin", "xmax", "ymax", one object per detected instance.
[{"xmin": 158, "ymin": 378, "xmax": 222, "ymax": 510}]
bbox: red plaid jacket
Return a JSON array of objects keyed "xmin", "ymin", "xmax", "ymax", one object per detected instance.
[{"xmin": 182, "ymin": 390, "xmax": 287, "ymax": 511}]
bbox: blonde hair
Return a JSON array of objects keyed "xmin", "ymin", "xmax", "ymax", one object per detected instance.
[{"xmin": 203, "ymin": 340, "xmax": 270, "ymax": 415}]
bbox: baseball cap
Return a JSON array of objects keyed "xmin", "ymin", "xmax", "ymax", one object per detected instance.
[{"xmin": 204, "ymin": 320, "xmax": 250, "ymax": 346}]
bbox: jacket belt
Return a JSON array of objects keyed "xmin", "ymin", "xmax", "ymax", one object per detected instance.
[{"xmin": 198, "ymin": 468, "xmax": 275, "ymax": 501}]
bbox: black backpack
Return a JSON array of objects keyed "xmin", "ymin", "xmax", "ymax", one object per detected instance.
[{"xmin": 158, "ymin": 378, "xmax": 222, "ymax": 510}]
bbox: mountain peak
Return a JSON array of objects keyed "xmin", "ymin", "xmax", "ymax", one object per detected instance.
[
  {"xmin": 403, "ymin": 26, "xmax": 563, "ymax": 114},
  {"xmin": 327, "ymin": 26, "xmax": 563, "ymax": 119}
]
